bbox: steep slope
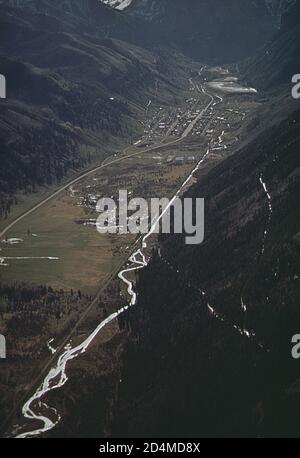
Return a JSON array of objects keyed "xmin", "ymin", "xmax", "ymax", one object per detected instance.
[
  {"xmin": 265, "ymin": 0, "xmax": 296, "ymax": 22},
  {"xmin": 127, "ymin": 0, "xmax": 276, "ymax": 63},
  {"xmin": 112, "ymin": 94, "xmax": 300, "ymax": 439},
  {"xmin": 2, "ymin": 0, "xmax": 160, "ymax": 46},
  {"xmin": 0, "ymin": 0, "xmax": 184, "ymax": 218},
  {"xmin": 111, "ymin": 2, "xmax": 300, "ymax": 439},
  {"xmin": 242, "ymin": 0, "xmax": 300, "ymax": 90}
]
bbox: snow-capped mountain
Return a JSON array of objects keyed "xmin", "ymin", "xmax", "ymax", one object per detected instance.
[
  {"xmin": 101, "ymin": 0, "xmax": 296, "ymax": 24},
  {"xmin": 7, "ymin": 0, "xmax": 134, "ymax": 12},
  {"xmin": 100, "ymin": 0, "xmax": 133, "ymax": 10}
]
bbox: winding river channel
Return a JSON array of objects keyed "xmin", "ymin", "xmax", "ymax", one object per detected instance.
[{"xmin": 15, "ymin": 139, "xmax": 212, "ymax": 438}]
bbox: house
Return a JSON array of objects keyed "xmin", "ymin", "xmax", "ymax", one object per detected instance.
[
  {"xmin": 187, "ymin": 156, "xmax": 196, "ymax": 163},
  {"xmin": 174, "ymin": 157, "xmax": 185, "ymax": 165}
]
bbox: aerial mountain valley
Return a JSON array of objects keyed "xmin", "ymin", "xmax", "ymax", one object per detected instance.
[{"xmin": 0, "ymin": 0, "xmax": 299, "ymax": 441}]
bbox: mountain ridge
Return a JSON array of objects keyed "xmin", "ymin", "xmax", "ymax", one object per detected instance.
[
  {"xmin": 126, "ymin": 0, "xmax": 277, "ymax": 63},
  {"xmin": 0, "ymin": 0, "xmax": 186, "ymax": 218}
]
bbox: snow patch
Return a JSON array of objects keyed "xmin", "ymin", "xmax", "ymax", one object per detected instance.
[{"xmin": 100, "ymin": 0, "xmax": 133, "ymax": 11}]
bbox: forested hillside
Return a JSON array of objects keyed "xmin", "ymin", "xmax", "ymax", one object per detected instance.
[{"xmin": 0, "ymin": 0, "xmax": 182, "ymax": 219}]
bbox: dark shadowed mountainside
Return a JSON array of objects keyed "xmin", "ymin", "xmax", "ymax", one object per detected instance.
[
  {"xmin": 242, "ymin": 0, "xmax": 300, "ymax": 90},
  {"xmin": 127, "ymin": 0, "xmax": 276, "ymax": 63},
  {"xmin": 112, "ymin": 99, "xmax": 300, "ymax": 437},
  {"xmin": 111, "ymin": 2, "xmax": 300, "ymax": 438}
]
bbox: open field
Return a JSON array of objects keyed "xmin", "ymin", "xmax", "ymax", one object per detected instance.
[{"xmin": 0, "ymin": 154, "xmax": 195, "ymax": 293}]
